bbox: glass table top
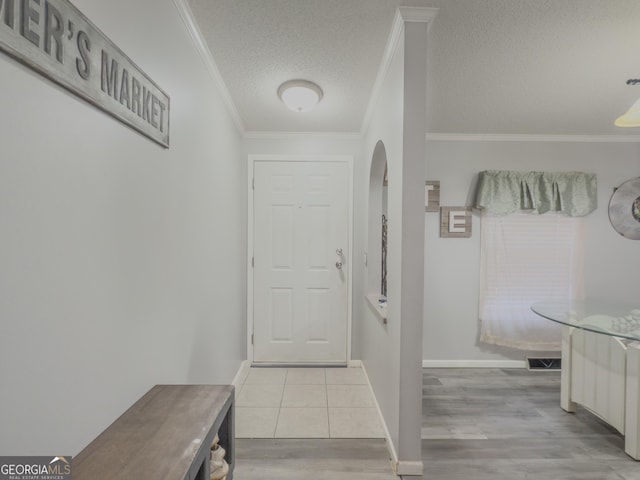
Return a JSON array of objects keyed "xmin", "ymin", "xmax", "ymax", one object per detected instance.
[{"xmin": 531, "ymin": 300, "xmax": 640, "ymax": 342}]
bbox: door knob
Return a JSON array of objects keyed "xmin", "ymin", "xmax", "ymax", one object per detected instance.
[{"xmin": 336, "ymin": 248, "xmax": 344, "ymax": 270}]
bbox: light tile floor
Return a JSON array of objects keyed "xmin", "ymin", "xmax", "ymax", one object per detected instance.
[{"xmin": 235, "ymin": 366, "xmax": 385, "ymax": 439}]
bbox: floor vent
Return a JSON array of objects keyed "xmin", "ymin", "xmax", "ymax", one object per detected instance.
[{"xmin": 526, "ymin": 357, "xmax": 561, "ymax": 371}]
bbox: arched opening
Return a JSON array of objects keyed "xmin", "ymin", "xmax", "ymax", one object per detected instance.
[{"xmin": 366, "ymin": 140, "xmax": 388, "ymax": 320}]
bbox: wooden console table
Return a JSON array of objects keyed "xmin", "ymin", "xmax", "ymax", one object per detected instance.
[
  {"xmin": 74, "ymin": 385, "xmax": 234, "ymax": 479},
  {"xmin": 532, "ymin": 301, "xmax": 640, "ymax": 460}
]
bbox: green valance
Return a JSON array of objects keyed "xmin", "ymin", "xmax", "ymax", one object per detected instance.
[{"xmin": 475, "ymin": 170, "xmax": 597, "ymax": 217}]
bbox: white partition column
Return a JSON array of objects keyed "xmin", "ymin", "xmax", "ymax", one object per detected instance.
[
  {"xmin": 359, "ymin": 6, "xmax": 438, "ymax": 477},
  {"xmin": 395, "ymin": 13, "xmax": 429, "ymax": 476}
]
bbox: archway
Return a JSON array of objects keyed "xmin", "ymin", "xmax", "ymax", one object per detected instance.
[{"xmin": 367, "ymin": 140, "xmax": 388, "ymax": 310}]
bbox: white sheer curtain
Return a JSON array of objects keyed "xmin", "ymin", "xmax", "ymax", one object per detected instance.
[{"xmin": 478, "ymin": 211, "xmax": 585, "ymax": 350}]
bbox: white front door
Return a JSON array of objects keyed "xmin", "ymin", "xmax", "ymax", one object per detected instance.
[{"xmin": 252, "ymin": 159, "xmax": 350, "ymax": 364}]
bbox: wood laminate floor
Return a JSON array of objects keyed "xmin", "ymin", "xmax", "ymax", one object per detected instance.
[
  {"xmin": 422, "ymin": 368, "xmax": 640, "ymax": 480},
  {"xmin": 235, "ymin": 438, "xmax": 398, "ymax": 479},
  {"xmin": 235, "ymin": 368, "xmax": 640, "ymax": 479}
]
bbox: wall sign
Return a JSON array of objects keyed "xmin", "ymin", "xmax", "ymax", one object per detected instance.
[
  {"xmin": 425, "ymin": 180, "xmax": 440, "ymax": 212},
  {"xmin": 0, "ymin": 0, "xmax": 170, "ymax": 147},
  {"xmin": 440, "ymin": 207, "xmax": 472, "ymax": 238},
  {"xmin": 609, "ymin": 177, "xmax": 640, "ymax": 240}
]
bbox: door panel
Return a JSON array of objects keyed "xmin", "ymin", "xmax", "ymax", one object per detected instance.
[
  {"xmin": 270, "ymin": 288, "xmax": 293, "ymax": 341},
  {"xmin": 253, "ymin": 160, "xmax": 349, "ymax": 364}
]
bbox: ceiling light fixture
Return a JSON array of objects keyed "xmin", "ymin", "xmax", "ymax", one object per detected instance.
[
  {"xmin": 615, "ymin": 79, "xmax": 640, "ymax": 127},
  {"xmin": 278, "ymin": 80, "xmax": 323, "ymax": 112}
]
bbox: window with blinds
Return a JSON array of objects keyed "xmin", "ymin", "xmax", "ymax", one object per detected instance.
[{"xmin": 478, "ymin": 211, "xmax": 585, "ymax": 351}]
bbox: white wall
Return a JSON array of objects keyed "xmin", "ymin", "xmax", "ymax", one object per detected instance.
[
  {"xmin": 358, "ymin": 16, "xmax": 429, "ymax": 471},
  {"xmin": 359, "ymin": 33, "xmax": 405, "ymax": 456},
  {"xmin": 0, "ymin": 0, "xmax": 246, "ymax": 455},
  {"xmin": 423, "ymin": 140, "xmax": 640, "ymax": 364}
]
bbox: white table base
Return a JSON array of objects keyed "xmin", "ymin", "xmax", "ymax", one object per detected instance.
[{"xmin": 561, "ymin": 325, "xmax": 640, "ymax": 460}]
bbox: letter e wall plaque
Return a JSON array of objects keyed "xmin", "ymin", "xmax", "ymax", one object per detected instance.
[
  {"xmin": 440, "ymin": 207, "xmax": 472, "ymax": 238},
  {"xmin": 425, "ymin": 181, "xmax": 440, "ymax": 212}
]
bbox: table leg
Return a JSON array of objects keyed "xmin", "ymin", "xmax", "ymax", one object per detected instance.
[{"xmin": 561, "ymin": 326, "xmax": 576, "ymax": 413}]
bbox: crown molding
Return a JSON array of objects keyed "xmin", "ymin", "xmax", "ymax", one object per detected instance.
[
  {"xmin": 426, "ymin": 132, "xmax": 640, "ymax": 143},
  {"xmin": 359, "ymin": 10, "xmax": 403, "ymax": 134},
  {"xmin": 360, "ymin": 7, "xmax": 439, "ymax": 135},
  {"xmin": 244, "ymin": 131, "xmax": 362, "ymax": 141},
  {"xmin": 172, "ymin": 0, "xmax": 245, "ymax": 133},
  {"xmin": 398, "ymin": 6, "xmax": 440, "ymax": 24}
]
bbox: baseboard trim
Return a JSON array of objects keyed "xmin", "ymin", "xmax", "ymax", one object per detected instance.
[
  {"xmin": 422, "ymin": 359, "xmax": 527, "ymax": 369},
  {"xmin": 394, "ymin": 460, "xmax": 424, "ymax": 476},
  {"xmin": 359, "ymin": 362, "xmax": 400, "ymax": 473},
  {"xmin": 231, "ymin": 360, "xmax": 251, "ymax": 388}
]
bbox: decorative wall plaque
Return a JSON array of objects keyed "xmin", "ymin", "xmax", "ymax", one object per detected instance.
[
  {"xmin": 609, "ymin": 177, "xmax": 640, "ymax": 240},
  {"xmin": 440, "ymin": 207, "xmax": 471, "ymax": 238},
  {"xmin": 425, "ymin": 180, "xmax": 440, "ymax": 212},
  {"xmin": 0, "ymin": 0, "xmax": 170, "ymax": 147}
]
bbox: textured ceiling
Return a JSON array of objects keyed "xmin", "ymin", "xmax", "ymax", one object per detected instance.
[
  {"xmin": 186, "ymin": 0, "xmax": 640, "ymax": 137},
  {"xmin": 426, "ymin": 0, "xmax": 640, "ymax": 137}
]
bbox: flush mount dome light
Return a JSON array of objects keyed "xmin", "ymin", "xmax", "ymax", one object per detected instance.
[{"xmin": 278, "ymin": 80, "xmax": 323, "ymax": 112}]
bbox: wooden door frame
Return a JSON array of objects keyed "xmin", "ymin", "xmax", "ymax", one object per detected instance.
[{"xmin": 247, "ymin": 154, "xmax": 354, "ymax": 365}]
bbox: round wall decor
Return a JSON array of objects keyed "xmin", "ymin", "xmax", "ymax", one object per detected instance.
[{"xmin": 609, "ymin": 177, "xmax": 640, "ymax": 240}]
